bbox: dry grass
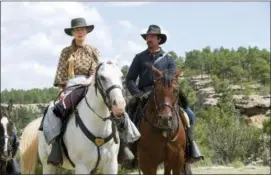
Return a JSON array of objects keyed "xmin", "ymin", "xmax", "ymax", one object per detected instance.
[{"xmin": 129, "ymin": 166, "xmax": 270, "ymax": 174}]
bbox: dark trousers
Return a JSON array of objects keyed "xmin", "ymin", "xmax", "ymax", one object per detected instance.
[{"xmin": 53, "ymin": 86, "xmax": 87, "ymax": 120}]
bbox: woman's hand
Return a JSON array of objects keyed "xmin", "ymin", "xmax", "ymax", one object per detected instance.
[
  {"xmin": 81, "ymin": 78, "xmax": 92, "ymax": 86},
  {"xmin": 58, "ymin": 86, "xmax": 65, "ymax": 100},
  {"xmin": 59, "ymin": 92, "xmax": 65, "ymax": 100}
]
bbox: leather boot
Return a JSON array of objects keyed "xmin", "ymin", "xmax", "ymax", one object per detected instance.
[
  {"xmin": 7, "ymin": 138, "xmax": 21, "ymax": 175},
  {"xmin": 7, "ymin": 159, "xmax": 21, "ymax": 175},
  {"xmin": 12, "ymin": 141, "xmax": 19, "ymax": 158},
  {"xmin": 186, "ymin": 125, "xmax": 204, "ymax": 163},
  {"xmin": 52, "ymin": 102, "xmax": 67, "ymax": 120},
  {"xmin": 47, "ymin": 136, "xmax": 63, "ymax": 166}
]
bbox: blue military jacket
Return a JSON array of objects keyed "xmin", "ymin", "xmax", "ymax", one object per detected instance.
[{"xmin": 125, "ymin": 48, "xmax": 176, "ymax": 95}]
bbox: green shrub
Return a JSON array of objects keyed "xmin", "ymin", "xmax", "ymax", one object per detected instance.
[
  {"xmin": 263, "ymin": 118, "xmax": 271, "ymax": 135},
  {"xmin": 231, "ymin": 160, "xmax": 245, "ymax": 168}
]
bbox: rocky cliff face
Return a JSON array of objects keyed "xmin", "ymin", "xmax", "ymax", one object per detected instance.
[{"xmin": 190, "ymin": 74, "xmax": 270, "ymax": 128}]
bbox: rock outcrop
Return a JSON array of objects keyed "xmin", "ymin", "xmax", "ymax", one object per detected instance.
[
  {"xmin": 234, "ymin": 95, "xmax": 270, "ymax": 117},
  {"xmin": 189, "ymin": 74, "xmax": 270, "ymax": 127}
]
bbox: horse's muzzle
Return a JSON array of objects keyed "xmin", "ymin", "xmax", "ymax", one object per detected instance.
[
  {"xmin": 111, "ymin": 98, "xmax": 126, "ymax": 117},
  {"xmin": 157, "ymin": 115, "xmax": 173, "ymax": 129}
]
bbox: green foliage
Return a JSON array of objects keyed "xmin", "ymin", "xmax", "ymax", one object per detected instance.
[
  {"xmin": 261, "ymin": 148, "xmax": 270, "ymax": 166},
  {"xmin": 185, "ymin": 46, "xmax": 270, "ymax": 86},
  {"xmin": 231, "ymin": 160, "xmax": 245, "ymax": 168},
  {"xmin": 168, "ymin": 51, "xmax": 184, "ymax": 70},
  {"xmin": 12, "ymin": 107, "xmax": 37, "ymax": 135},
  {"xmin": 263, "ymin": 118, "xmax": 271, "ymax": 135},
  {"xmin": 196, "ymin": 105, "xmax": 265, "ymax": 165},
  {"xmin": 1, "ymin": 87, "xmax": 59, "ymax": 104},
  {"xmin": 121, "ymin": 65, "xmax": 129, "ymax": 78},
  {"xmin": 178, "ymin": 78, "xmax": 197, "ymax": 108}
]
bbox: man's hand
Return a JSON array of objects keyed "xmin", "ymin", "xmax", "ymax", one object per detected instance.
[
  {"xmin": 140, "ymin": 92, "xmax": 150, "ymax": 100},
  {"xmin": 133, "ymin": 92, "xmax": 142, "ymax": 98},
  {"xmin": 134, "ymin": 91, "xmax": 150, "ymax": 101}
]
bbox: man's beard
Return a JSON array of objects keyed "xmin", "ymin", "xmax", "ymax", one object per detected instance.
[{"xmin": 147, "ymin": 41, "xmax": 153, "ymax": 48}]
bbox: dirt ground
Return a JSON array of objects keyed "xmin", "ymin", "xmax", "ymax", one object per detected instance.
[{"xmin": 129, "ymin": 166, "xmax": 270, "ymax": 174}]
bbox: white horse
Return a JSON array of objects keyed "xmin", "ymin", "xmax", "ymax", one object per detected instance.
[{"xmin": 19, "ymin": 61, "xmax": 126, "ymax": 174}]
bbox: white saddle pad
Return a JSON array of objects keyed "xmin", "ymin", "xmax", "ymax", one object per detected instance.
[{"xmin": 43, "ymin": 101, "xmax": 62, "ymax": 145}]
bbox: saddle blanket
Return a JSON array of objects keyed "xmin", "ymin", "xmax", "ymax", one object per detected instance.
[
  {"xmin": 43, "ymin": 101, "xmax": 62, "ymax": 145},
  {"xmin": 119, "ymin": 112, "xmax": 141, "ymax": 143}
]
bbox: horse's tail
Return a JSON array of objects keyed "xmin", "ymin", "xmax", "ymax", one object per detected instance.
[{"xmin": 20, "ymin": 117, "xmax": 42, "ymax": 174}]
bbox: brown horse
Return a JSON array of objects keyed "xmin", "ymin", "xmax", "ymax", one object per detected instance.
[{"xmin": 137, "ymin": 67, "xmax": 191, "ymax": 175}]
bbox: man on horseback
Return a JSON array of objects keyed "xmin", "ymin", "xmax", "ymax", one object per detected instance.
[{"xmin": 125, "ymin": 25, "xmax": 204, "ymax": 164}]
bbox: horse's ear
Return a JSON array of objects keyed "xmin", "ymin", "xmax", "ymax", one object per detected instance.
[
  {"xmin": 174, "ymin": 69, "xmax": 183, "ymax": 79},
  {"xmin": 7, "ymin": 100, "xmax": 13, "ymax": 113},
  {"xmin": 152, "ymin": 66, "xmax": 162, "ymax": 78}
]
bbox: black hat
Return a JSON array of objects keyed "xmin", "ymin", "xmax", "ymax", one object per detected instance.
[
  {"xmin": 64, "ymin": 18, "xmax": 94, "ymax": 36},
  {"xmin": 141, "ymin": 25, "xmax": 167, "ymax": 45}
]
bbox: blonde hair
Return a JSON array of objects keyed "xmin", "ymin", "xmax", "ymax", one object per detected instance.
[{"xmin": 71, "ymin": 39, "xmax": 79, "ymax": 53}]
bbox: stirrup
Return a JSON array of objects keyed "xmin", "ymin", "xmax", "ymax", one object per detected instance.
[
  {"xmin": 186, "ymin": 141, "xmax": 204, "ymax": 163},
  {"xmin": 47, "ymin": 138, "xmax": 63, "ymax": 166}
]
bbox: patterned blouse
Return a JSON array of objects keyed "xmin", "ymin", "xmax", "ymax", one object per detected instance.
[{"xmin": 53, "ymin": 44, "xmax": 99, "ymax": 87}]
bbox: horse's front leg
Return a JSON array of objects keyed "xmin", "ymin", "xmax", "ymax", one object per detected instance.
[
  {"xmin": 172, "ymin": 150, "xmax": 185, "ymax": 175},
  {"xmin": 101, "ymin": 157, "xmax": 118, "ymax": 174},
  {"xmin": 75, "ymin": 163, "xmax": 90, "ymax": 174},
  {"xmin": 164, "ymin": 162, "xmax": 172, "ymax": 175},
  {"xmin": 138, "ymin": 149, "xmax": 159, "ymax": 175},
  {"xmin": 42, "ymin": 164, "xmax": 56, "ymax": 174}
]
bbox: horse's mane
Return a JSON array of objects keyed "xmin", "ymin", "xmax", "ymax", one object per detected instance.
[{"xmin": 160, "ymin": 70, "xmax": 175, "ymax": 87}]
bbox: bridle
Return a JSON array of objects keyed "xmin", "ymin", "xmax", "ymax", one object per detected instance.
[
  {"xmin": 84, "ymin": 62, "xmax": 123, "ymax": 122},
  {"xmin": 152, "ymin": 77, "xmax": 179, "ymax": 119},
  {"xmin": 144, "ymin": 76, "xmax": 180, "ymax": 141},
  {"xmin": 94, "ymin": 63, "xmax": 122, "ymax": 110}
]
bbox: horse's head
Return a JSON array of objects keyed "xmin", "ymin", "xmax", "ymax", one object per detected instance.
[
  {"xmin": 0, "ymin": 100, "xmax": 14, "ymax": 160},
  {"xmin": 150, "ymin": 66, "xmax": 183, "ymax": 129},
  {"xmin": 94, "ymin": 61, "xmax": 126, "ymax": 117}
]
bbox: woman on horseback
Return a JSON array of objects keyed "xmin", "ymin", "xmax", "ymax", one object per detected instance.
[{"xmin": 47, "ymin": 17, "xmax": 135, "ymax": 166}]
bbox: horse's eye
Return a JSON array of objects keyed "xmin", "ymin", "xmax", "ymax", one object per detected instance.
[
  {"xmin": 100, "ymin": 75, "xmax": 106, "ymax": 81},
  {"xmin": 173, "ymin": 89, "xmax": 179, "ymax": 94}
]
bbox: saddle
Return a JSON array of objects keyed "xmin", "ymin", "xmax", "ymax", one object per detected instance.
[{"xmin": 39, "ymin": 85, "xmax": 88, "ymax": 131}]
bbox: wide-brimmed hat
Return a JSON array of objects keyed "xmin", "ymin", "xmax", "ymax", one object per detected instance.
[
  {"xmin": 64, "ymin": 18, "xmax": 94, "ymax": 36},
  {"xmin": 141, "ymin": 25, "xmax": 167, "ymax": 45}
]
